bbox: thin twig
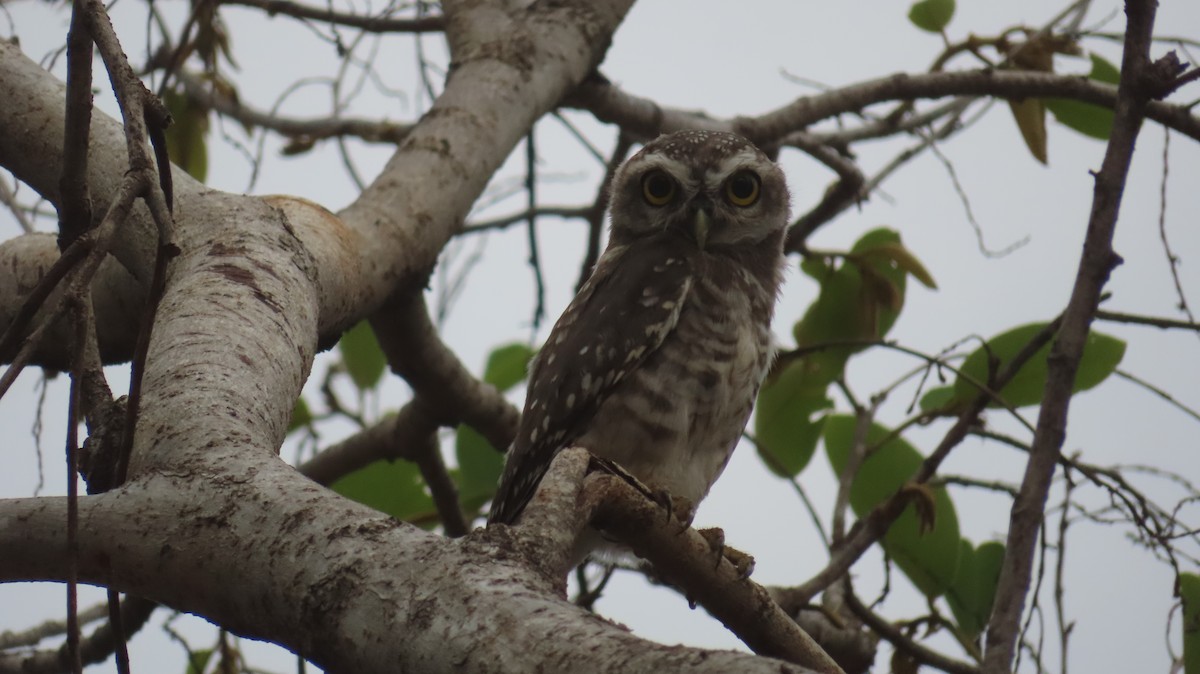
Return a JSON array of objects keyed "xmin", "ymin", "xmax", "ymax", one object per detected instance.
[
  {"xmin": 461, "ymin": 206, "xmax": 591, "ymax": 235},
  {"xmin": 0, "ymin": 176, "xmax": 35, "ymax": 234},
  {"xmin": 570, "ymin": 68, "xmax": 1200, "ymax": 147},
  {"xmin": 1095, "ymin": 309, "xmax": 1200, "ymax": 332},
  {"xmin": 776, "ymin": 320, "xmax": 1061, "ymax": 609},
  {"xmin": 743, "ymin": 432, "xmax": 830, "ymax": 547},
  {"xmin": 982, "ymin": 4, "xmax": 1183, "ymax": 668},
  {"xmin": 1113, "ymin": 369, "xmax": 1200, "ymax": 424},
  {"xmin": 844, "ymin": 586, "xmax": 979, "ymax": 674},
  {"xmin": 65, "ymin": 293, "xmax": 90, "ymax": 674},
  {"xmin": 59, "ymin": 0, "xmax": 94, "ymax": 250},
  {"xmin": 525, "ymin": 131, "xmax": 546, "ymax": 331},
  {"xmin": 412, "ymin": 429, "xmax": 470, "ymax": 537},
  {"xmin": 1154, "ymin": 128, "xmax": 1200, "ymax": 342},
  {"xmin": 175, "ymin": 70, "xmax": 413, "ymax": 144},
  {"xmin": 576, "ymin": 133, "xmax": 631, "ymax": 292},
  {"xmin": 0, "ymin": 598, "xmax": 157, "ymax": 671},
  {"xmin": 224, "ymin": 0, "xmax": 445, "ymax": 33},
  {"xmin": 1055, "ymin": 467, "xmax": 1075, "ymax": 674}
]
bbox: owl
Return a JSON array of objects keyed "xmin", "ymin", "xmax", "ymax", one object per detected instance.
[{"xmin": 487, "ymin": 130, "xmax": 789, "ymax": 555}]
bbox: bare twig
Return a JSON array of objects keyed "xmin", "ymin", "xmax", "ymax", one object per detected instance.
[
  {"xmin": 412, "ymin": 430, "xmax": 470, "ymax": 537},
  {"xmin": 0, "ymin": 603, "xmax": 109, "ymax": 649},
  {"xmin": 64, "ymin": 298, "xmax": 86, "ymax": 674},
  {"xmin": 461, "ymin": 206, "xmax": 591, "ymax": 234},
  {"xmin": 370, "ymin": 292, "xmax": 520, "ymax": 453},
  {"xmin": 0, "ymin": 176, "xmax": 36, "ymax": 234},
  {"xmin": 982, "ymin": 3, "xmax": 1184, "ymax": 669},
  {"xmin": 1095, "ymin": 309, "xmax": 1200, "ymax": 332},
  {"xmin": 1153, "ymin": 129, "xmax": 1200, "ymax": 342},
  {"xmin": 524, "ymin": 131, "xmax": 545, "ymax": 331},
  {"xmin": 576, "ymin": 133, "xmax": 632, "ymax": 292},
  {"xmin": 797, "ymin": 97, "xmax": 972, "ymax": 147},
  {"xmin": 174, "ymin": 71, "xmax": 413, "ymax": 145},
  {"xmin": 0, "ymin": 598, "xmax": 157, "ymax": 673},
  {"xmin": 223, "ymin": 0, "xmax": 445, "ymax": 33},
  {"xmin": 830, "ymin": 403, "xmax": 877, "ymax": 547},
  {"xmin": 775, "ymin": 321, "xmax": 1060, "ymax": 610},
  {"xmin": 783, "ymin": 132, "xmax": 866, "ymax": 247},
  {"xmin": 1055, "ymin": 468, "xmax": 1075, "ymax": 674},
  {"xmin": 743, "ymin": 432, "xmax": 831, "ymax": 547},
  {"xmin": 299, "ymin": 403, "xmax": 428, "ymax": 485},
  {"xmin": 569, "ymin": 69, "xmax": 1200, "ymax": 146},
  {"xmin": 844, "ymin": 587, "xmax": 979, "ymax": 674},
  {"xmin": 1113, "ymin": 369, "xmax": 1200, "ymax": 424},
  {"xmin": 59, "ymin": 0, "xmax": 94, "ymax": 251}
]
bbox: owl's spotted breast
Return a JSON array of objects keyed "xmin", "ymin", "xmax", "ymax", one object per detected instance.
[{"xmin": 577, "ymin": 247, "xmax": 780, "ymax": 507}]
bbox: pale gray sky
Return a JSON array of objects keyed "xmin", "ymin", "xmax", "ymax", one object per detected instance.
[{"xmin": 2, "ymin": 1, "xmax": 1198, "ymax": 671}]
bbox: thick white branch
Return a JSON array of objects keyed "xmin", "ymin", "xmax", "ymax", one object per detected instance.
[{"xmin": 0, "ymin": 466, "xmax": 819, "ymax": 673}]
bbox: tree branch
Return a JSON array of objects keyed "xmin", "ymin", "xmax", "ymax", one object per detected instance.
[
  {"xmin": 982, "ymin": 3, "xmax": 1184, "ymax": 671},
  {"xmin": 0, "ymin": 597, "xmax": 156, "ymax": 674},
  {"xmin": 843, "ymin": 588, "xmax": 978, "ymax": 674},
  {"xmin": 461, "ymin": 205, "xmax": 591, "ymax": 234},
  {"xmin": 774, "ymin": 321, "xmax": 1061, "ymax": 610},
  {"xmin": 567, "ymin": 69, "xmax": 1200, "ymax": 144},
  {"xmin": 175, "ymin": 70, "xmax": 414, "ymax": 145},
  {"xmin": 582, "ymin": 471, "xmax": 845, "ymax": 674},
  {"xmin": 0, "ymin": 466, "xmax": 819, "ymax": 673},
  {"xmin": 370, "ymin": 291, "xmax": 519, "ymax": 452},
  {"xmin": 221, "ymin": 0, "xmax": 445, "ymax": 33}
]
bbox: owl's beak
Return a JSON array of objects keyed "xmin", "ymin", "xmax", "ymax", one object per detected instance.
[{"xmin": 691, "ymin": 208, "xmax": 711, "ymax": 250}]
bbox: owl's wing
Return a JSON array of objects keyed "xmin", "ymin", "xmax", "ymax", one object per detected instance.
[{"xmin": 487, "ymin": 237, "xmax": 695, "ymax": 525}]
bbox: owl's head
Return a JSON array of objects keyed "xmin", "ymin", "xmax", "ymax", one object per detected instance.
[{"xmin": 608, "ymin": 130, "xmax": 789, "ymax": 250}]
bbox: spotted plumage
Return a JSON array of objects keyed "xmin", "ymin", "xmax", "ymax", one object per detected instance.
[{"xmin": 487, "ymin": 131, "xmax": 789, "ymax": 550}]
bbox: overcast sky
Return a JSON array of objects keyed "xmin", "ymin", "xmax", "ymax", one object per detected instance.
[{"xmin": 2, "ymin": 1, "xmax": 1198, "ymax": 672}]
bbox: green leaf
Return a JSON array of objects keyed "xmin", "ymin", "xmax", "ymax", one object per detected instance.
[
  {"xmin": 1046, "ymin": 54, "xmax": 1120, "ymax": 140},
  {"xmin": 859, "ymin": 242, "xmax": 938, "ymax": 290},
  {"xmin": 455, "ymin": 424, "xmax": 504, "ymax": 508},
  {"xmin": 339, "ymin": 321, "xmax": 387, "ymax": 391},
  {"xmin": 287, "ymin": 396, "xmax": 313, "ymax": 433},
  {"xmin": 793, "ymin": 256, "xmax": 872, "ymax": 347},
  {"xmin": 794, "ymin": 228, "xmax": 926, "ymax": 352},
  {"xmin": 331, "ymin": 459, "xmax": 436, "ymax": 524},
  {"xmin": 946, "ymin": 540, "xmax": 1005, "ymax": 640},
  {"xmin": 483, "ymin": 343, "xmax": 535, "ymax": 393},
  {"xmin": 163, "ymin": 89, "xmax": 210, "ymax": 182},
  {"xmin": 952, "ymin": 322, "xmax": 1126, "ymax": 408},
  {"xmin": 908, "ymin": 0, "xmax": 954, "ymax": 32},
  {"xmin": 799, "ymin": 255, "xmax": 831, "ymax": 281},
  {"xmin": 824, "ymin": 415, "xmax": 961, "ymax": 597},
  {"xmin": 1182, "ymin": 572, "xmax": 1200, "ymax": 674},
  {"xmin": 185, "ymin": 649, "xmax": 213, "ymax": 674},
  {"xmin": 754, "ymin": 358, "xmax": 832, "ymax": 477},
  {"xmin": 1007, "ymin": 97, "xmax": 1048, "ymax": 164},
  {"xmin": 918, "ymin": 385, "xmax": 957, "ymax": 413}
]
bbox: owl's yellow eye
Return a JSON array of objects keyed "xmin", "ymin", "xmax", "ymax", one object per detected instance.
[
  {"xmin": 724, "ymin": 171, "xmax": 761, "ymax": 207},
  {"xmin": 641, "ymin": 170, "xmax": 676, "ymax": 206}
]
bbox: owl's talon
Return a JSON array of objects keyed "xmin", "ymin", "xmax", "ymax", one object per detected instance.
[
  {"xmin": 698, "ymin": 527, "xmax": 726, "ymax": 569},
  {"xmin": 649, "ymin": 488, "xmax": 672, "ymax": 521},
  {"xmin": 725, "ymin": 546, "xmax": 756, "ymax": 579},
  {"xmin": 698, "ymin": 527, "xmax": 755, "ymax": 578}
]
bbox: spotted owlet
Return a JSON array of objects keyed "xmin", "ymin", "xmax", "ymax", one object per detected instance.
[{"xmin": 487, "ymin": 130, "xmax": 789, "ymax": 554}]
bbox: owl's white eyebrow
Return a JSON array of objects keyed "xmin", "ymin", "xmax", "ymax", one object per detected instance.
[
  {"xmin": 705, "ymin": 148, "xmax": 763, "ymax": 183},
  {"xmin": 637, "ymin": 155, "xmax": 698, "ymax": 190}
]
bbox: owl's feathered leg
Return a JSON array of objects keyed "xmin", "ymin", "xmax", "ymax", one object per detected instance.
[{"xmin": 589, "ymin": 455, "xmax": 695, "ymax": 531}]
